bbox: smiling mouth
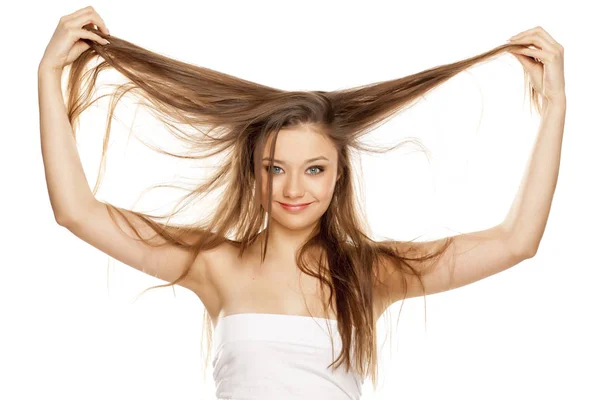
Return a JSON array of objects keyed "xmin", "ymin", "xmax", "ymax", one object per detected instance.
[{"xmin": 278, "ymin": 202, "xmax": 312, "ymax": 207}]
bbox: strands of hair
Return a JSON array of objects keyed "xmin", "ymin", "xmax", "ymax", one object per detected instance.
[{"xmin": 64, "ymin": 26, "xmax": 542, "ymax": 387}]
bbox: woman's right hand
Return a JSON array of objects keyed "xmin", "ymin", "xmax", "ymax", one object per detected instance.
[{"xmin": 39, "ymin": 6, "xmax": 110, "ymax": 73}]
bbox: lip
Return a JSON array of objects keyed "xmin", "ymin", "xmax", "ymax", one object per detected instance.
[
  {"xmin": 278, "ymin": 202, "xmax": 312, "ymax": 207},
  {"xmin": 278, "ymin": 201, "xmax": 313, "ymax": 212}
]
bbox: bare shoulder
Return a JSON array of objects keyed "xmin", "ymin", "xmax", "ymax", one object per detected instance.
[
  {"xmin": 191, "ymin": 240, "xmax": 240, "ymax": 322},
  {"xmin": 371, "ymin": 256, "xmax": 394, "ymax": 322}
]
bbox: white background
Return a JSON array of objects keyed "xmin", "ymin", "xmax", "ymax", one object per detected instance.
[{"xmin": 1, "ymin": 0, "xmax": 598, "ymax": 399}]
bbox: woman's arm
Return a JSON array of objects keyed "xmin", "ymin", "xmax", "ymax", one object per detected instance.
[
  {"xmin": 38, "ymin": 64, "xmax": 96, "ymax": 223},
  {"xmin": 37, "ymin": 63, "xmax": 218, "ymax": 298},
  {"xmin": 502, "ymin": 97, "xmax": 567, "ymax": 255}
]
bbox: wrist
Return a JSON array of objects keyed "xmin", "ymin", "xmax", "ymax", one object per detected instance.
[
  {"xmin": 38, "ymin": 62, "xmax": 63, "ymax": 78},
  {"xmin": 542, "ymin": 95, "xmax": 566, "ymax": 114},
  {"xmin": 546, "ymin": 94, "xmax": 566, "ymax": 107}
]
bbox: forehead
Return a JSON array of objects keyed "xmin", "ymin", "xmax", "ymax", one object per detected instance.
[{"xmin": 262, "ymin": 126, "xmax": 335, "ymax": 157}]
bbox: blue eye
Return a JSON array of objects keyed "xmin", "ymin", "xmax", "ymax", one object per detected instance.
[
  {"xmin": 307, "ymin": 166, "xmax": 325, "ymax": 175},
  {"xmin": 264, "ymin": 165, "xmax": 325, "ymax": 175},
  {"xmin": 264, "ymin": 166, "xmax": 283, "ymax": 174}
]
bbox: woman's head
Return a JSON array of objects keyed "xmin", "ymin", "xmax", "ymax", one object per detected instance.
[
  {"xmin": 63, "ymin": 28, "xmax": 542, "ymax": 387},
  {"xmin": 257, "ymin": 124, "xmax": 341, "ymax": 235}
]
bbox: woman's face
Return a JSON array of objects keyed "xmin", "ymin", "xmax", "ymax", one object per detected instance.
[{"xmin": 258, "ymin": 126, "xmax": 340, "ymax": 231}]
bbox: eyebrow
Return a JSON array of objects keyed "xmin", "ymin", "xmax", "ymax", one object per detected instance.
[{"xmin": 262, "ymin": 156, "xmax": 329, "ymax": 165}]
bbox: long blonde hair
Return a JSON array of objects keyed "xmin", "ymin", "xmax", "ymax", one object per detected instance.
[{"xmin": 64, "ymin": 26, "xmax": 541, "ymax": 387}]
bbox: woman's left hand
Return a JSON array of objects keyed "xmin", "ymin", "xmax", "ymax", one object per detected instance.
[{"xmin": 507, "ymin": 26, "xmax": 565, "ymax": 104}]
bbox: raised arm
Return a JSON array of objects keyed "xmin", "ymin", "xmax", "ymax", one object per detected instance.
[
  {"xmin": 378, "ymin": 28, "xmax": 566, "ymax": 303},
  {"xmin": 37, "ymin": 9, "xmax": 217, "ymax": 308},
  {"xmin": 39, "ymin": 62, "xmax": 210, "ymax": 288}
]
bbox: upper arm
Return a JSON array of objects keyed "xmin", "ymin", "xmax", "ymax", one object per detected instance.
[
  {"xmin": 58, "ymin": 200, "xmax": 211, "ymax": 293},
  {"xmin": 377, "ymin": 224, "xmax": 532, "ymax": 303}
]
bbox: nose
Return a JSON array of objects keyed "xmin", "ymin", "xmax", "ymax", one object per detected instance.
[{"xmin": 282, "ymin": 172, "xmax": 305, "ymax": 199}]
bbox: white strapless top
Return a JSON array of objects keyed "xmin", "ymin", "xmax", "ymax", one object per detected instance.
[{"xmin": 211, "ymin": 313, "xmax": 364, "ymax": 400}]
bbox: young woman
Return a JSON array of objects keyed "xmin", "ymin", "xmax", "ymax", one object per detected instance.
[{"xmin": 38, "ymin": 6, "xmax": 566, "ymax": 399}]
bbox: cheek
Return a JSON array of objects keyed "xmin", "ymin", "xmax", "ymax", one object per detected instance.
[
  {"xmin": 258, "ymin": 172, "xmax": 336, "ymax": 202},
  {"xmin": 319, "ymin": 175, "xmax": 338, "ymax": 198},
  {"xmin": 318, "ymin": 182, "xmax": 335, "ymax": 199}
]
